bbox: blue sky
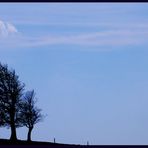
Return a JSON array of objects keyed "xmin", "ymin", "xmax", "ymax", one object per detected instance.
[{"xmin": 0, "ymin": 3, "xmax": 148, "ymax": 145}]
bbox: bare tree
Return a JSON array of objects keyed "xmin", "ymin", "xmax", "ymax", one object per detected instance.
[
  {"xmin": 19, "ymin": 90, "xmax": 43, "ymax": 141},
  {"xmin": 0, "ymin": 63, "xmax": 25, "ymax": 141}
]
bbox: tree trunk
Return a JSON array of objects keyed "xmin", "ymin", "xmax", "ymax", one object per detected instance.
[
  {"xmin": 10, "ymin": 107, "xmax": 17, "ymax": 141},
  {"xmin": 27, "ymin": 127, "xmax": 33, "ymax": 142},
  {"xmin": 10, "ymin": 120, "xmax": 17, "ymax": 141}
]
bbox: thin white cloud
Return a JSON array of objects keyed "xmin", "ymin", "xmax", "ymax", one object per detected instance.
[
  {"xmin": 0, "ymin": 20, "xmax": 18, "ymax": 38},
  {"xmin": 6, "ymin": 23, "xmax": 18, "ymax": 33},
  {"xmin": 0, "ymin": 19, "xmax": 148, "ymax": 51},
  {"xmin": 37, "ymin": 29, "xmax": 148, "ymax": 47}
]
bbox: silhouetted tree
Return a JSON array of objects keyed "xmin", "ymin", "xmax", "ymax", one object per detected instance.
[
  {"xmin": 0, "ymin": 63, "xmax": 25, "ymax": 141},
  {"xmin": 19, "ymin": 90, "xmax": 43, "ymax": 141}
]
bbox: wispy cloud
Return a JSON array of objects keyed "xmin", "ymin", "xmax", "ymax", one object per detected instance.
[
  {"xmin": 35, "ymin": 29, "xmax": 148, "ymax": 49},
  {"xmin": 0, "ymin": 19, "xmax": 148, "ymax": 51},
  {"xmin": 0, "ymin": 20, "xmax": 18, "ymax": 38}
]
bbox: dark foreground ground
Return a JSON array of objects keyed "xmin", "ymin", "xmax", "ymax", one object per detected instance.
[{"xmin": 0, "ymin": 139, "xmax": 148, "ymax": 148}]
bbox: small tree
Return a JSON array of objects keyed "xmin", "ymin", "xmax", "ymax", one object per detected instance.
[
  {"xmin": 0, "ymin": 63, "xmax": 25, "ymax": 141},
  {"xmin": 20, "ymin": 90, "xmax": 43, "ymax": 141}
]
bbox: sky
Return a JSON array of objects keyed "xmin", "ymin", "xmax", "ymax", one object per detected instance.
[{"xmin": 0, "ymin": 3, "xmax": 148, "ymax": 145}]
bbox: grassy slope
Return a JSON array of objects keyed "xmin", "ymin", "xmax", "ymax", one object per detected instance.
[
  {"xmin": 0, "ymin": 139, "xmax": 82, "ymax": 146},
  {"xmin": 0, "ymin": 139, "xmax": 51, "ymax": 145},
  {"xmin": 0, "ymin": 139, "xmax": 146, "ymax": 147}
]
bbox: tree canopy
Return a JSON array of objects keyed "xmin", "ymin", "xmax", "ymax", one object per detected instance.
[
  {"xmin": 0, "ymin": 62, "xmax": 44, "ymax": 141},
  {"xmin": 19, "ymin": 90, "xmax": 43, "ymax": 141}
]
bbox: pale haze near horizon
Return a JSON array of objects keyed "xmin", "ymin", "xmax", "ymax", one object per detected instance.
[{"xmin": 0, "ymin": 3, "xmax": 148, "ymax": 145}]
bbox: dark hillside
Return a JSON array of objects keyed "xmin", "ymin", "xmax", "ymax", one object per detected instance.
[{"xmin": 0, "ymin": 139, "xmax": 148, "ymax": 148}]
